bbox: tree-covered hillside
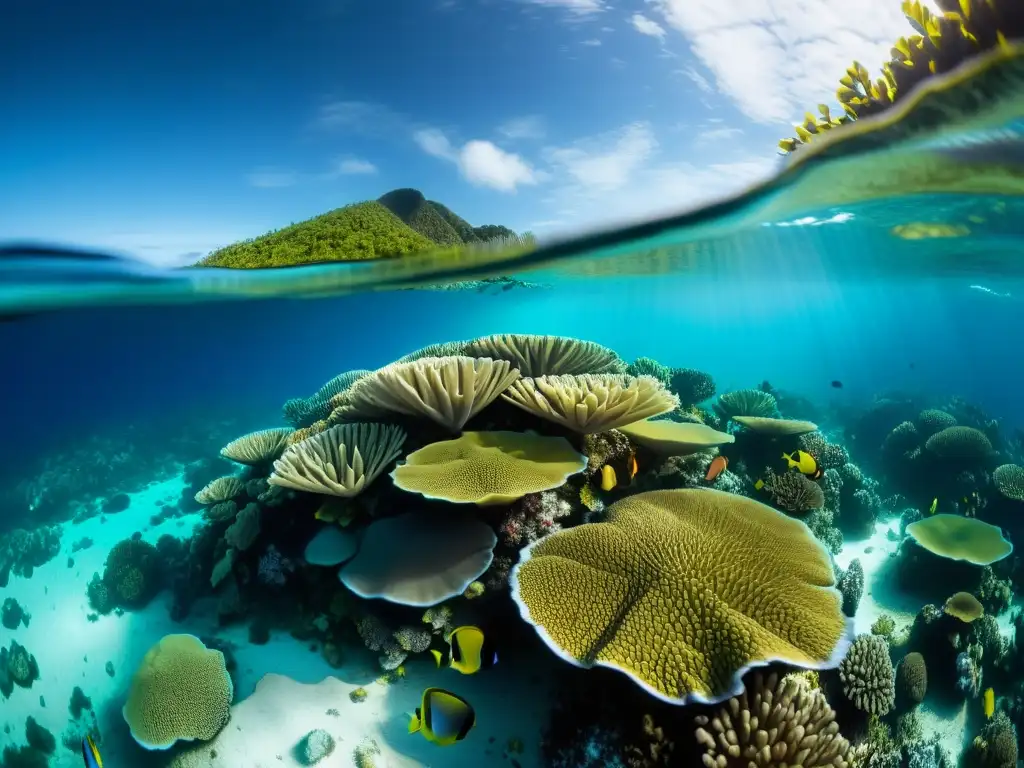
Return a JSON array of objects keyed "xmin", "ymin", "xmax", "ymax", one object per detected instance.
[{"xmin": 196, "ymin": 188, "xmax": 523, "ymax": 268}]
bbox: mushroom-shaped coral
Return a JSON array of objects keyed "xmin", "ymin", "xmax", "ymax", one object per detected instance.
[
  {"xmin": 694, "ymin": 672, "xmax": 853, "ymax": 767},
  {"xmin": 122, "ymin": 634, "xmax": 233, "ymax": 750},
  {"xmin": 733, "ymin": 416, "xmax": 819, "ymax": 436},
  {"xmin": 391, "ymin": 431, "xmax": 587, "ymax": 505},
  {"xmin": 838, "ymin": 634, "xmax": 895, "ymax": 717},
  {"xmin": 502, "ymin": 374, "xmax": 678, "ymax": 434},
  {"xmin": 924, "ymin": 426, "xmax": 994, "ymax": 460},
  {"xmin": 303, "ymin": 526, "xmax": 358, "ymax": 567},
  {"xmin": 944, "ymin": 591, "xmax": 984, "ymax": 623},
  {"xmin": 917, "ymin": 408, "xmax": 957, "ymax": 437},
  {"xmin": 716, "ymin": 389, "xmax": 779, "ymax": 419},
  {"xmin": 463, "ymin": 333, "xmax": 625, "ymax": 376},
  {"xmin": 510, "ymin": 488, "xmax": 852, "ymax": 704},
  {"xmin": 617, "ymin": 419, "xmax": 734, "ymax": 455},
  {"xmin": 219, "ymin": 428, "xmax": 292, "ymax": 466},
  {"xmin": 905, "ymin": 514, "xmax": 1012, "ymax": 566},
  {"xmin": 330, "ymin": 356, "xmax": 520, "ymax": 431},
  {"xmin": 993, "ymin": 464, "xmax": 1024, "ymax": 501},
  {"xmin": 338, "ymin": 510, "xmax": 496, "ymax": 606},
  {"xmin": 269, "ymin": 423, "xmax": 405, "ymax": 498},
  {"xmin": 195, "ymin": 476, "xmax": 246, "ymax": 505}
]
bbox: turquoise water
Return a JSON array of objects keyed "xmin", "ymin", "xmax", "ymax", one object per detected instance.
[{"xmin": 2, "ymin": 56, "xmax": 1024, "ymax": 768}]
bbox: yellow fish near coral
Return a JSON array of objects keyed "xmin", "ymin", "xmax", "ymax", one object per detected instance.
[
  {"xmin": 984, "ymin": 687, "xmax": 995, "ymax": 719},
  {"xmin": 929, "ymin": 497, "xmax": 938, "ymax": 515},
  {"xmin": 431, "ymin": 626, "xmax": 498, "ymax": 675},
  {"xmin": 408, "ymin": 687, "xmax": 476, "ymax": 746},
  {"xmin": 782, "ymin": 450, "xmax": 823, "ymax": 480},
  {"xmin": 600, "ymin": 465, "xmax": 618, "ymax": 491}
]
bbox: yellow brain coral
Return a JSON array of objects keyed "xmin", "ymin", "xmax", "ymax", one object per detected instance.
[
  {"xmin": 906, "ymin": 514, "xmax": 1013, "ymax": 566},
  {"xmin": 391, "ymin": 430, "xmax": 588, "ymax": 505},
  {"xmin": 511, "ymin": 488, "xmax": 852, "ymax": 704},
  {"xmin": 122, "ymin": 634, "xmax": 233, "ymax": 750}
]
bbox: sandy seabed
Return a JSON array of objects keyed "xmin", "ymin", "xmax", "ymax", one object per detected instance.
[{"xmin": 0, "ymin": 477, "xmax": 552, "ymax": 768}]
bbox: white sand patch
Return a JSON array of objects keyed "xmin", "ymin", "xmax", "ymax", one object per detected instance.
[{"xmin": 0, "ymin": 475, "xmax": 552, "ymax": 767}]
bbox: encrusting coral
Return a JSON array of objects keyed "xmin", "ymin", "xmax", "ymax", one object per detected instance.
[
  {"xmin": 895, "ymin": 651, "xmax": 928, "ymax": 710},
  {"xmin": 269, "ymin": 422, "xmax": 405, "ymax": 497},
  {"xmin": 759, "ymin": 469, "xmax": 825, "ymax": 514},
  {"xmin": 503, "ymin": 374, "xmax": 679, "ymax": 434},
  {"xmin": 122, "ymin": 634, "xmax": 233, "ymax": 750},
  {"xmin": 511, "ymin": 488, "xmax": 852, "ymax": 704},
  {"xmin": 694, "ymin": 671, "xmax": 854, "ymax": 767},
  {"xmin": 838, "ymin": 634, "xmax": 895, "ymax": 716},
  {"xmin": 391, "ymin": 430, "xmax": 587, "ymax": 505}
]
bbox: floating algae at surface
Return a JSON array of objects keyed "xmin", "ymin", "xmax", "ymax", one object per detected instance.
[{"xmin": 3, "ymin": 1, "xmax": 1024, "ymax": 767}]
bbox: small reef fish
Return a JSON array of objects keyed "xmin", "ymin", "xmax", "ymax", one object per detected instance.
[
  {"xmin": 408, "ymin": 687, "xmax": 476, "ymax": 746},
  {"xmin": 431, "ymin": 626, "xmax": 498, "ymax": 675},
  {"xmin": 82, "ymin": 735, "xmax": 103, "ymax": 768},
  {"xmin": 929, "ymin": 497, "xmax": 938, "ymax": 515},
  {"xmin": 782, "ymin": 450, "xmax": 823, "ymax": 480},
  {"xmin": 600, "ymin": 465, "xmax": 617, "ymax": 491},
  {"xmin": 984, "ymin": 687, "xmax": 995, "ymax": 719},
  {"xmin": 754, "ymin": 478, "xmax": 765, "ymax": 491},
  {"xmin": 598, "ymin": 453, "xmax": 638, "ymax": 491},
  {"xmin": 831, "ymin": 380, "xmax": 843, "ymax": 388},
  {"xmin": 705, "ymin": 456, "xmax": 728, "ymax": 483}
]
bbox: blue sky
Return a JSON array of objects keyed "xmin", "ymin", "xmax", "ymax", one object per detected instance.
[{"xmin": 0, "ymin": 0, "xmax": 923, "ymax": 266}]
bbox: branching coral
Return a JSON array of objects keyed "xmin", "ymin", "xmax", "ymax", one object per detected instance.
[
  {"xmin": 282, "ymin": 370, "xmax": 370, "ymax": 428},
  {"xmin": 625, "ymin": 357, "xmax": 671, "ymax": 386},
  {"xmin": 463, "ymin": 333, "xmax": 626, "ymax": 376},
  {"xmin": 760, "ymin": 469, "xmax": 825, "ymax": 514},
  {"xmin": 839, "ymin": 634, "xmax": 895, "ymax": 716},
  {"xmin": 694, "ymin": 672, "xmax": 854, "ymax": 767},
  {"xmin": 896, "ymin": 652, "xmax": 928, "ymax": 710},
  {"xmin": 499, "ymin": 490, "xmax": 575, "ymax": 546},
  {"xmin": 799, "ymin": 432, "xmax": 850, "ymax": 470},
  {"xmin": 836, "ymin": 559, "xmax": 863, "ymax": 617},
  {"xmin": 668, "ymin": 367, "xmax": 716, "ymax": 408}
]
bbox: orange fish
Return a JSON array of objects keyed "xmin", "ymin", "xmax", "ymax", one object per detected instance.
[
  {"xmin": 627, "ymin": 453, "xmax": 638, "ymax": 481},
  {"xmin": 705, "ymin": 455, "xmax": 728, "ymax": 482}
]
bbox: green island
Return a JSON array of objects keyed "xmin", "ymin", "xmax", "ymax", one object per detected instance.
[{"xmin": 195, "ymin": 187, "xmax": 526, "ymax": 269}]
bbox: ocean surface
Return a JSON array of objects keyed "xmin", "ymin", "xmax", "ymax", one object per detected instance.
[{"xmin": 1, "ymin": 50, "xmax": 1024, "ymax": 768}]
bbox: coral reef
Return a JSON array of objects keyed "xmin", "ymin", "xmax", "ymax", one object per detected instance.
[
  {"xmin": 511, "ymin": 488, "xmax": 851, "ymax": 704},
  {"xmin": 838, "ymin": 634, "xmax": 895, "ymax": 716}
]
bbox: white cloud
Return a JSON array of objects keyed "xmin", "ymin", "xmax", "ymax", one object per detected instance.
[
  {"xmin": 582, "ymin": 38, "xmax": 602, "ymax": 46},
  {"xmin": 538, "ymin": 121, "xmax": 776, "ymax": 233},
  {"xmin": 335, "ymin": 158, "xmax": 378, "ymax": 175},
  {"xmin": 498, "ymin": 115, "xmax": 546, "ymax": 140},
  {"xmin": 312, "ymin": 100, "xmax": 405, "ymax": 135},
  {"xmin": 697, "ymin": 126, "xmax": 743, "ymax": 142},
  {"xmin": 246, "ymin": 168, "xmax": 298, "ymax": 188},
  {"xmin": 678, "ymin": 66, "xmax": 712, "ymax": 93},
  {"xmin": 648, "ymin": 0, "xmax": 936, "ymax": 123},
  {"xmin": 414, "ymin": 129, "xmax": 541, "ymax": 192},
  {"xmin": 545, "ymin": 122, "xmax": 656, "ymax": 191},
  {"xmin": 629, "ymin": 13, "xmax": 666, "ymax": 40}
]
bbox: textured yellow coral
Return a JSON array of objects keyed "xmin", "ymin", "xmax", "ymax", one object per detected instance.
[
  {"xmin": 511, "ymin": 488, "xmax": 851, "ymax": 704},
  {"xmin": 122, "ymin": 634, "xmax": 233, "ymax": 750},
  {"xmin": 391, "ymin": 430, "xmax": 588, "ymax": 505}
]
